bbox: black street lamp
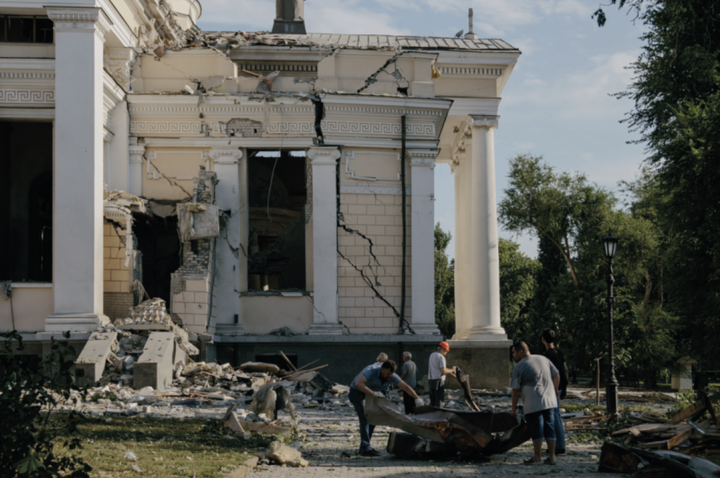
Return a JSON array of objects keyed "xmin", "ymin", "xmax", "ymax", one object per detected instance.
[{"xmin": 603, "ymin": 233, "xmax": 619, "ymax": 416}]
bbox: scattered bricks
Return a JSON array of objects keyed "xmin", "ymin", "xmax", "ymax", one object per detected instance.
[
  {"xmin": 74, "ymin": 331, "xmax": 118, "ymax": 388},
  {"xmin": 134, "ymin": 332, "xmax": 175, "ymax": 391}
]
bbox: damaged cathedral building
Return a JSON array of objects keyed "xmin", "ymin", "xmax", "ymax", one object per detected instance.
[{"xmin": 0, "ymin": 0, "xmax": 520, "ymax": 387}]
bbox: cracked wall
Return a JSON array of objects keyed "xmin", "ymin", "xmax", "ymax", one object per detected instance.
[{"xmin": 338, "ymin": 193, "xmax": 412, "ymax": 334}]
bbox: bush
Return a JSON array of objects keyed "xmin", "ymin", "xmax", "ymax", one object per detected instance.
[{"xmin": 0, "ymin": 331, "xmax": 91, "ymax": 477}]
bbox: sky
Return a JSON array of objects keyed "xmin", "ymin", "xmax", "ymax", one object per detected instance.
[{"xmin": 195, "ymin": 0, "xmax": 649, "ymax": 259}]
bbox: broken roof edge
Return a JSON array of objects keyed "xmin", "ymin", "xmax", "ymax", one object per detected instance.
[{"xmin": 196, "ymin": 31, "xmax": 519, "ymax": 52}]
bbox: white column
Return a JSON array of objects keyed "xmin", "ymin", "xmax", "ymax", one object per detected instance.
[
  {"xmin": 408, "ymin": 150, "xmax": 440, "ymax": 335},
  {"xmin": 452, "ymin": 158, "xmax": 469, "ymax": 339},
  {"xmin": 108, "ymin": 101, "xmax": 129, "ymax": 192},
  {"xmin": 45, "ymin": 7, "xmax": 111, "ymax": 331},
  {"xmin": 307, "ymin": 146, "xmax": 344, "ymax": 335},
  {"xmin": 128, "ymin": 140, "xmax": 144, "ymax": 196},
  {"xmin": 468, "ymin": 116, "xmax": 506, "ymax": 339},
  {"xmin": 210, "ymin": 147, "xmax": 244, "ymax": 335}
]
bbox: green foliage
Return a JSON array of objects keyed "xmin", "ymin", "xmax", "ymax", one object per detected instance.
[
  {"xmin": 598, "ymin": 0, "xmax": 720, "ymax": 368},
  {"xmin": 498, "ymin": 238, "xmax": 539, "ymax": 345},
  {"xmin": 434, "ymin": 223, "xmax": 455, "ymax": 338},
  {"xmin": 499, "ymin": 155, "xmax": 678, "ymax": 383},
  {"xmin": 0, "ymin": 332, "xmax": 92, "ymax": 477}
]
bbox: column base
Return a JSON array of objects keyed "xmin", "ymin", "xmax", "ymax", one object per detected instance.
[
  {"xmin": 45, "ymin": 313, "xmax": 110, "ymax": 332},
  {"xmin": 411, "ymin": 323, "xmax": 441, "ymax": 335},
  {"xmin": 467, "ymin": 325, "xmax": 508, "ymax": 341},
  {"xmin": 446, "ymin": 339, "xmax": 513, "ymax": 390},
  {"xmin": 308, "ymin": 323, "xmax": 347, "ymax": 336}
]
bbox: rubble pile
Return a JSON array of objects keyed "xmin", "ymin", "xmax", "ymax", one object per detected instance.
[{"xmin": 114, "ymin": 297, "xmax": 174, "ymax": 329}]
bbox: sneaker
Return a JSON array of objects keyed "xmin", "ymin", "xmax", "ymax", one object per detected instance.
[
  {"xmin": 556, "ymin": 449, "xmax": 566, "ymax": 456},
  {"xmin": 360, "ymin": 449, "xmax": 381, "ymax": 457}
]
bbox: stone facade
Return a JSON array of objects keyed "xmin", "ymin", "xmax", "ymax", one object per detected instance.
[{"xmin": 337, "ymin": 193, "xmax": 412, "ymax": 334}]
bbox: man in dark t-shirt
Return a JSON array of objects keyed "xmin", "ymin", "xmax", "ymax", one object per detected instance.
[{"xmin": 542, "ymin": 329, "xmax": 568, "ymax": 456}]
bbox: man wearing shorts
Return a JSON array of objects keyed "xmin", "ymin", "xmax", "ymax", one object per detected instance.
[{"xmin": 510, "ymin": 341, "xmax": 560, "ymax": 465}]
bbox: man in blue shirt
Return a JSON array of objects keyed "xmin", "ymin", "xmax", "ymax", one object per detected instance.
[{"xmin": 349, "ymin": 360, "xmax": 422, "ymax": 456}]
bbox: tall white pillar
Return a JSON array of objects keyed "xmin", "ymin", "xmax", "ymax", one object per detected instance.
[
  {"xmin": 45, "ymin": 7, "xmax": 111, "ymax": 331},
  {"xmin": 307, "ymin": 146, "xmax": 344, "ymax": 335},
  {"xmin": 452, "ymin": 158, "xmax": 469, "ymax": 339},
  {"xmin": 108, "ymin": 100, "xmax": 129, "ymax": 192},
  {"xmin": 128, "ymin": 140, "xmax": 144, "ymax": 196},
  {"xmin": 409, "ymin": 150, "xmax": 440, "ymax": 335},
  {"xmin": 210, "ymin": 147, "xmax": 244, "ymax": 335},
  {"xmin": 468, "ymin": 116, "xmax": 506, "ymax": 339}
]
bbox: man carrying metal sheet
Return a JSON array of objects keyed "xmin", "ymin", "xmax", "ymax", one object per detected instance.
[{"xmin": 349, "ymin": 360, "xmax": 422, "ymax": 457}]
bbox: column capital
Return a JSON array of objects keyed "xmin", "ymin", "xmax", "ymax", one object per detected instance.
[
  {"xmin": 46, "ymin": 7, "xmax": 113, "ymax": 40},
  {"xmin": 308, "ymin": 146, "xmax": 341, "ymax": 165},
  {"xmin": 469, "ymin": 116, "xmax": 499, "ymax": 130},
  {"xmin": 208, "ymin": 147, "xmax": 243, "ymax": 164},
  {"xmin": 408, "ymin": 149, "xmax": 439, "ymax": 167},
  {"xmin": 128, "ymin": 142, "xmax": 145, "ymax": 164}
]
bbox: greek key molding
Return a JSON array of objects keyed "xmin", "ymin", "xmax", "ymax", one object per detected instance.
[
  {"xmin": 269, "ymin": 121, "xmax": 436, "ymax": 137},
  {"xmin": 0, "ymin": 89, "xmax": 54, "ymax": 104},
  {"xmin": 130, "ymin": 121, "xmax": 222, "ymax": 134},
  {"xmin": 340, "ymin": 183, "xmax": 411, "ymax": 195}
]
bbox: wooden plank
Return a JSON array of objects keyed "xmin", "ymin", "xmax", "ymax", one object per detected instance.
[
  {"xmin": 637, "ymin": 440, "xmax": 670, "ymax": 450},
  {"xmin": 666, "ymin": 427, "xmax": 693, "ymax": 449},
  {"xmin": 668, "ymin": 399, "xmax": 706, "ymax": 425},
  {"xmin": 279, "ymin": 351, "xmax": 298, "ymax": 372}
]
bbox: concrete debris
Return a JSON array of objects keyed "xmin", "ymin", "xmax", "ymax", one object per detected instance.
[
  {"xmin": 124, "ymin": 451, "xmax": 138, "ymax": 461},
  {"xmin": 599, "ymin": 441, "xmax": 720, "ymax": 477},
  {"xmin": 256, "ymin": 71, "xmax": 279, "ymax": 95},
  {"xmin": 268, "ymin": 326, "xmax": 297, "ymax": 337},
  {"xmin": 116, "ymin": 298, "xmax": 174, "ymax": 329},
  {"xmin": 104, "ymin": 190, "xmax": 147, "ymax": 214},
  {"xmin": 266, "ymin": 440, "xmax": 308, "ymax": 467},
  {"xmin": 251, "ymin": 383, "xmax": 296, "ymax": 423},
  {"xmin": 177, "ymin": 202, "xmax": 219, "ymax": 242}
]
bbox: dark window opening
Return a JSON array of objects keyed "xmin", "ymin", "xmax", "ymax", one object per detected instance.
[
  {"xmin": 133, "ymin": 213, "xmax": 181, "ymax": 306},
  {"xmin": 255, "ymin": 353, "xmax": 298, "ymax": 372},
  {"xmin": 0, "ymin": 16, "xmax": 54, "ymax": 43},
  {"xmin": 248, "ymin": 149, "xmax": 307, "ymax": 291},
  {"xmin": 0, "ymin": 122, "xmax": 53, "ymax": 282}
]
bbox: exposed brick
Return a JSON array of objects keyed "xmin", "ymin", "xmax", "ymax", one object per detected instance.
[
  {"xmin": 366, "ymin": 205, "xmax": 385, "ymax": 215},
  {"xmin": 348, "ymin": 205, "xmax": 366, "ymax": 215},
  {"xmin": 357, "ymin": 195, "xmax": 376, "ymax": 205},
  {"xmin": 374, "ymin": 317, "xmax": 393, "ymax": 328},
  {"xmin": 367, "ymin": 225, "xmax": 385, "ymax": 236},
  {"xmin": 376, "ymin": 216, "xmax": 394, "ymax": 226},
  {"xmin": 365, "ymin": 307, "xmax": 383, "ymax": 317},
  {"xmin": 347, "ymin": 307, "xmax": 365, "ymax": 317},
  {"xmin": 355, "ymin": 297, "xmax": 373, "ymax": 307},
  {"xmin": 186, "ymin": 280, "xmax": 207, "ymax": 292},
  {"xmin": 356, "ymin": 317, "xmax": 374, "ymax": 328},
  {"xmin": 339, "ymin": 297, "xmax": 355, "ymax": 307},
  {"xmin": 104, "ymin": 282, "xmax": 120, "ymax": 293},
  {"xmin": 357, "ymin": 215, "xmax": 376, "ymax": 225},
  {"xmin": 111, "ymin": 270, "xmax": 129, "ymax": 282}
]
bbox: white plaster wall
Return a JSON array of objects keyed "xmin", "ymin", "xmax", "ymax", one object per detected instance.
[
  {"xmin": 240, "ymin": 296, "xmax": 313, "ymax": 335},
  {"xmin": 0, "ymin": 285, "xmax": 53, "ymax": 333}
]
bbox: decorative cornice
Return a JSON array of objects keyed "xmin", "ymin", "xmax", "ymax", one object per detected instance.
[
  {"xmin": 46, "ymin": 7, "xmax": 113, "ymax": 40},
  {"xmin": 0, "ymin": 72, "xmax": 55, "ymax": 80},
  {"xmin": 269, "ymin": 121, "xmax": 436, "ymax": 137},
  {"xmin": 408, "ymin": 149, "xmax": 438, "ymax": 167},
  {"xmin": 437, "ymin": 66, "xmax": 504, "ymax": 76},
  {"xmin": 340, "ymin": 184, "xmax": 411, "ymax": 196},
  {"xmin": 209, "ymin": 148, "xmax": 243, "ymax": 162},
  {"xmin": 470, "ymin": 116, "xmax": 499, "ymax": 129},
  {"xmin": 308, "ymin": 147, "xmax": 341, "ymax": 165}
]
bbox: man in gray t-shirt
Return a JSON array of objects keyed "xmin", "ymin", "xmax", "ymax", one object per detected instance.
[
  {"xmin": 399, "ymin": 352, "xmax": 418, "ymax": 414},
  {"xmin": 510, "ymin": 341, "xmax": 560, "ymax": 465}
]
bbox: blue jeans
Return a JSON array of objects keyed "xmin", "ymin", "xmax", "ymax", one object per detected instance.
[
  {"xmin": 525, "ymin": 408, "xmax": 556, "ymax": 442},
  {"xmin": 349, "ymin": 388, "xmax": 375, "ymax": 452}
]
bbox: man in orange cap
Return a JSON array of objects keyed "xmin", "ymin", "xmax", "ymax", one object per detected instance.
[{"xmin": 428, "ymin": 341, "xmax": 456, "ymax": 407}]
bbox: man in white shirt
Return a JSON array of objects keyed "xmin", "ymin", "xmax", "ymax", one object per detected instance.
[{"xmin": 428, "ymin": 341, "xmax": 456, "ymax": 407}]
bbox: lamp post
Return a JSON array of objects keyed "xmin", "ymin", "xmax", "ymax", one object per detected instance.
[{"xmin": 603, "ymin": 233, "xmax": 619, "ymax": 416}]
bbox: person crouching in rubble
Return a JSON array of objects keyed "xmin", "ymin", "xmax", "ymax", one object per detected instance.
[
  {"xmin": 349, "ymin": 360, "xmax": 422, "ymax": 457},
  {"xmin": 428, "ymin": 341, "xmax": 456, "ymax": 408},
  {"xmin": 510, "ymin": 341, "xmax": 560, "ymax": 465}
]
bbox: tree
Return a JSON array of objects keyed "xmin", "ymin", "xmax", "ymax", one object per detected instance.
[
  {"xmin": 596, "ymin": 0, "xmax": 720, "ymax": 366},
  {"xmin": 498, "ymin": 238, "xmax": 539, "ymax": 347},
  {"xmin": 434, "ymin": 223, "xmax": 455, "ymax": 338}
]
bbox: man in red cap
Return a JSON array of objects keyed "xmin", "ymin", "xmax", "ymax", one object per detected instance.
[{"xmin": 428, "ymin": 341, "xmax": 456, "ymax": 407}]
